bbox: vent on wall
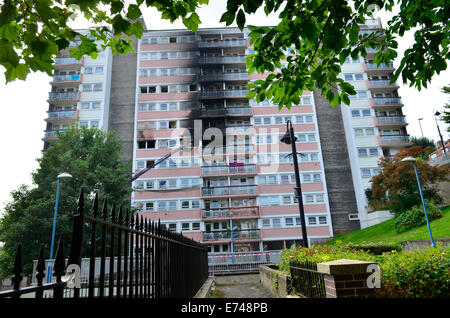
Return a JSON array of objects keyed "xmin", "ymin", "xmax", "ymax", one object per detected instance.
[{"xmin": 348, "ymin": 213, "xmax": 360, "ymax": 221}]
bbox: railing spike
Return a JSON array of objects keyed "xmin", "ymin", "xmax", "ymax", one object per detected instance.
[
  {"xmin": 77, "ymin": 187, "xmax": 85, "ymax": 216},
  {"xmin": 92, "ymin": 192, "xmax": 99, "ymax": 218},
  {"xmin": 118, "ymin": 206, "xmax": 123, "ymax": 225},
  {"xmin": 140, "ymin": 215, "xmax": 144, "ymax": 231},
  {"xmin": 36, "ymin": 245, "xmax": 46, "ymax": 279},
  {"xmin": 53, "ymin": 235, "xmax": 65, "ymax": 278},
  {"xmin": 12, "ymin": 244, "xmax": 23, "ymax": 291},
  {"xmin": 125, "ymin": 208, "xmax": 130, "ymax": 227},
  {"xmin": 102, "ymin": 198, "xmax": 108, "ymax": 220},
  {"xmin": 135, "ymin": 214, "xmax": 139, "ymax": 230},
  {"xmin": 111, "ymin": 202, "xmax": 117, "ymax": 223},
  {"xmin": 130, "ymin": 211, "xmax": 135, "ymax": 229}
]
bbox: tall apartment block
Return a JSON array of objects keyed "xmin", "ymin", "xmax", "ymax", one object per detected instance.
[
  {"xmin": 340, "ymin": 18, "xmax": 412, "ymax": 228},
  {"xmin": 43, "ymin": 18, "xmax": 410, "ymax": 252},
  {"xmin": 42, "ymin": 29, "xmax": 114, "ymax": 151}
]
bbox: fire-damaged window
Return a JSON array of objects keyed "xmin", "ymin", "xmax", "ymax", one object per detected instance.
[{"xmin": 138, "ymin": 140, "xmax": 156, "ymax": 149}]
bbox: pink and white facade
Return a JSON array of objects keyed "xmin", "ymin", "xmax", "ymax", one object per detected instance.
[{"xmin": 131, "ymin": 28, "xmax": 333, "ymax": 253}]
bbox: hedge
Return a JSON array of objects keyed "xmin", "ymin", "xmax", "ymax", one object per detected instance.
[{"xmin": 278, "ymin": 243, "xmax": 450, "ymax": 298}]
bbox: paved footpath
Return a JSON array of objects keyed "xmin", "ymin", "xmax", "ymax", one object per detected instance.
[{"xmin": 211, "ymin": 274, "xmax": 272, "ymax": 298}]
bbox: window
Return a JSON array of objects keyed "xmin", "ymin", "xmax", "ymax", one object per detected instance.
[
  {"xmin": 272, "ymin": 218, "xmax": 281, "ymax": 227},
  {"xmin": 182, "ymin": 223, "xmax": 190, "ymax": 231},
  {"xmin": 262, "ymin": 219, "xmax": 271, "ymax": 228},
  {"xmin": 158, "ymin": 201, "xmax": 167, "ymax": 211},
  {"xmin": 91, "ymin": 121, "xmax": 99, "ymax": 128},
  {"xmin": 81, "ymin": 102, "xmax": 90, "ymax": 109},
  {"xmin": 305, "ymin": 195, "xmax": 314, "ymax": 203},
  {"xmin": 181, "ymin": 201, "xmax": 190, "ymax": 209},
  {"xmin": 358, "ymin": 148, "xmax": 368, "ymax": 157},
  {"xmin": 308, "ymin": 217, "xmax": 317, "ymax": 225},
  {"xmin": 352, "ymin": 110, "xmax": 361, "ymax": 117},
  {"xmin": 169, "ymin": 201, "xmax": 177, "ymax": 210},
  {"xmin": 145, "ymin": 202, "xmax": 154, "ymax": 211},
  {"xmin": 313, "ymin": 174, "xmax": 321, "ymax": 182},
  {"xmin": 362, "ymin": 109, "xmax": 371, "ymax": 116},
  {"xmin": 319, "ymin": 216, "xmax": 327, "ymax": 224},
  {"xmin": 285, "ymin": 218, "xmax": 294, "ymax": 227},
  {"xmin": 260, "ymin": 197, "xmax": 269, "ymax": 206},
  {"xmin": 361, "ymin": 169, "xmax": 372, "ymax": 178},
  {"xmin": 192, "ymin": 223, "xmax": 200, "ymax": 231},
  {"xmin": 283, "ymin": 196, "xmax": 292, "ymax": 205},
  {"xmin": 192, "ymin": 200, "xmax": 200, "ymax": 209}
]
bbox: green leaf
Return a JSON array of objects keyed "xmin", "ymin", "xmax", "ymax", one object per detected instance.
[
  {"xmin": 5, "ymin": 63, "xmax": 28, "ymax": 82},
  {"xmin": 182, "ymin": 13, "xmax": 201, "ymax": 32},
  {"xmin": 236, "ymin": 9, "xmax": 246, "ymax": 30},
  {"xmin": 127, "ymin": 4, "xmax": 142, "ymax": 19}
]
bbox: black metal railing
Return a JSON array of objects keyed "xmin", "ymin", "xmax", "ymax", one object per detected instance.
[
  {"xmin": 0, "ymin": 188, "xmax": 209, "ymax": 298},
  {"xmin": 289, "ymin": 261, "xmax": 326, "ymax": 298}
]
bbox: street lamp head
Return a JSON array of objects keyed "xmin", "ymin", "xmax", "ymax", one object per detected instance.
[
  {"xmin": 434, "ymin": 111, "xmax": 441, "ymax": 116},
  {"xmin": 418, "ymin": 118, "xmax": 423, "ymax": 120},
  {"xmin": 401, "ymin": 156, "xmax": 416, "ymax": 162},
  {"xmin": 280, "ymin": 131, "xmax": 298, "ymax": 145},
  {"xmin": 57, "ymin": 172, "xmax": 72, "ymax": 179}
]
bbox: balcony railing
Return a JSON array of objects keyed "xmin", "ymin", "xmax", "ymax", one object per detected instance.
[
  {"xmin": 376, "ymin": 116, "xmax": 406, "ymax": 124},
  {"xmin": 366, "ymin": 62, "xmax": 394, "ymax": 69},
  {"xmin": 202, "ymin": 229, "xmax": 260, "ymax": 241},
  {"xmin": 47, "ymin": 110, "xmax": 77, "ymax": 119},
  {"xmin": 198, "ymin": 39, "xmax": 246, "ymax": 48},
  {"xmin": 53, "ymin": 74, "xmax": 80, "ymax": 82},
  {"xmin": 380, "ymin": 135, "xmax": 411, "ymax": 144},
  {"xmin": 198, "ymin": 56, "xmax": 246, "ymax": 64},
  {"xmin": 199, "ymin": 72, "xmax": 248, "ymax": 81},
  {"xmin": 202, "ymin": 185, "xmax": 257, "ymax": 197},
  {"xmin": 203, "ymin": 145, "xmax": 254, "ymax": 156},
  {"xmin": 43, "ymin": 130, "xmax": 66, "ymax": 138},
  {"xmin": 202, "ymin": 206, "xmax": 259, "ymax": 219},
  {"xmin": 372, "ymin": 97, "xmax": 403, "ymax": 105},
  {"xmin": 369, "ymin": 80, "xmax": 398, "ymax": 87},
  {"xmin": 200, "ymin": 90, "xmax": 249, "ymax": 98},
  {"xmin": 200, "ymin": 107, "xmax": 251, "ymax": 117},
  {"xmin": 201, "ymin": 164, "xmax": 256, "ymax": 176},
  {"xmin": 49, "ymin": 92, "xmax": 79, "ymax": 100},
  {"xmin": 54, "ymin": 57, "xmax": 80, "ymax": 64}
]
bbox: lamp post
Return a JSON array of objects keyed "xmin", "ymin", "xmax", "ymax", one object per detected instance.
[
  {"xmin": 434, "ymin": 111, "xmax": 447, "ymax": 159},
  {"xmin": 47, "ymin": 172, "xmax": 72, "ymax": 283},
  {"xmin": 418, "ymin": 118, "xmax": 424, "ymax": 137},
  {"xmin": 401, "ymin": 157, "xmax": 436, "ymax": 247},
  {"xmin": 281, "ymin": 120, "xmax": 309, "ymax": 248}
]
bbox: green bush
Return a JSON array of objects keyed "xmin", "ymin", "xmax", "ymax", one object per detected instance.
[
  {"xmin": 343, "ymin": 242, "xmax": 403, "ymax": 255},
  {"xmin": 390, "ymin": 190, "xmax": 443, "ymax": 216},
  {"xmin": 278, "ymin": 244, "xmax": 376, "ymax": 273},
  {"xmin": 395, "ymin": 201, "xmax": 443, "ymax": 233},
  {"xmin": 376, "ymin": 245, "xmax": 450, "ymax": 298}
]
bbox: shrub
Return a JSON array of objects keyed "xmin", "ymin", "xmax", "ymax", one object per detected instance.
[
  {"xmin": 394, "ymin": 201, "xmax": 443, "ymax": 233},
  {"xmin": 377, "ymin": 245, "xmax": 450, "ymax": 298},
  {"xmin": 343, "ymin": 242, "xmax": 402, "ymax": 255},
  {"xmin": 278, "ymin": 244, "xmax": 375, "ymax": 273}
]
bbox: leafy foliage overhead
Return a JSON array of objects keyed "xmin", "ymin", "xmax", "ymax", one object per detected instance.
[{"xmin": 0, "ymin": 0, "xmax": 449, "ymax": 109}]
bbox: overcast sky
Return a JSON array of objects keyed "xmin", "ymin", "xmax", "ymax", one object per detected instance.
[{"xmin": 0, "ymin": 1, "xmax": 448, "ymax": 213}]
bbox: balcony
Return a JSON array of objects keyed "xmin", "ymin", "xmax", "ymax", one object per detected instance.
[
  {"xmin": 365, "ymin": 62, "xmax": 395, "ymax": 73},
  {"xmin": 45, "ymin": 110, "xmax": 77, "ymax": 122},
  {"xmin": 199, "ymin": 72, "xmax": 248, "ymax": 82},
  {"xmin": 200, "ymin": 89, "xmax": 249, "ymax": 99},
  {"xmin": 201, "ymin": 185, "xmax": 257, "ymax": 197},
  {"xmin": 49, "ymin": 92, "xmax": 79, "ymax": 100},
  {"xmin": 52, "ymin": 74, "xmax": 81, "ymax": 82},
  {"xmin": 372, "ymin": 97, "xmax": 403, "ymax": 106},
  {"xmin": 203, "ymin": 144, "xmax": 255, "ymax": 157},
  {"xmin": 201, "ymin": 164, "xmax": 256, "ymax": 176},
  {"xmin": 368, "ymin": 80, "xmax": 399, "ymax": 90},
  {"xmin": 200, "ymin": 107, "xmax": 251, "ymax": 117},
  {"xmin": 376, "ymin": 116, "xmax": 407, "ymax": 126},
  {"xmin": 198, "ymin": 39, "xmax": 246, "ymax": 48},
  {"xmin": 54, "ymin": 57, "xmax": 83, "ymax": 70},
  {"xmin": 201, "ymin": 206, "xmax": 259, "ymax": 220},
  {"xmin": 380, "ymin": 135, "xmax": 412, "ymax": 146},
  {"xmin": 43, "ymin": 129, "xmax": 66, "ymax": 140},
  {"xmin": 198, "ymin": 56, "xmax": 246, "ymax": 64},
  {"xmin": 202, "ymin": 229, "xmax": 260, "ymax": 242}
]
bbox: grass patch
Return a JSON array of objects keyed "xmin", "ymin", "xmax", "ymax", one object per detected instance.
[{"xmin": 327, "ymin": 205, "xmax": 450, "ymax": 245}]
